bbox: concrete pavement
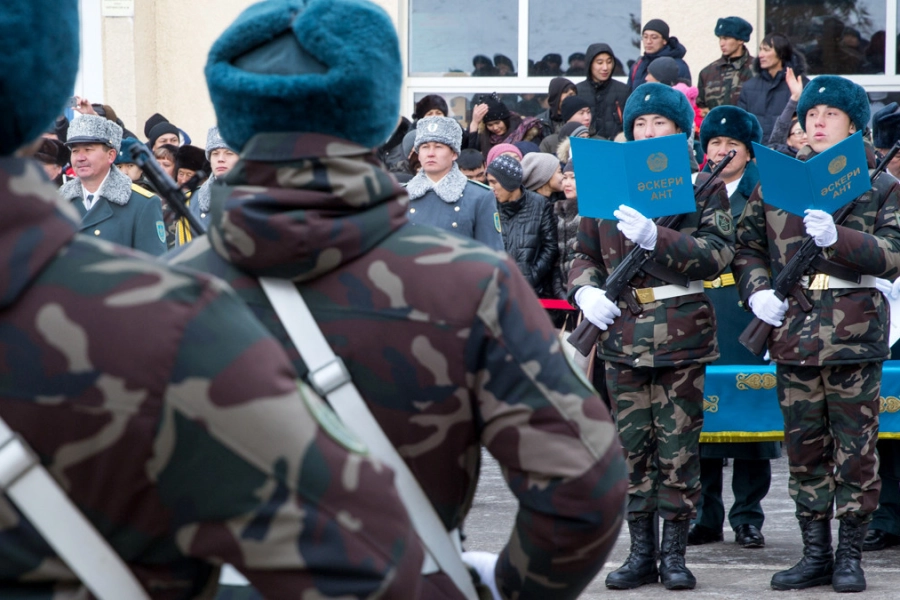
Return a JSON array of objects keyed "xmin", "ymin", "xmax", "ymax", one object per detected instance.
[{"xmin": 464, "ymin": 452, "xmax": 900, "ymax": 598}]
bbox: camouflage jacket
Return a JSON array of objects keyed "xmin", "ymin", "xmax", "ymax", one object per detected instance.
[
  {"xmin": 696, "ymin": 49, "xmax": 755, "ymax": 110},
  {"xmin": 0, "ymin": 158, "xmax": 423, "ymax": 599},
  {"xmin": 168, "ymin": 132, "xmax": 627, "ymax": 600},
  {"xmin": 567, "ymin": 171, "xmax": 735, "ymax": 367},
  {"xmin": 734, "ymin": 146, "xmax": 900, "ymax": 366}
]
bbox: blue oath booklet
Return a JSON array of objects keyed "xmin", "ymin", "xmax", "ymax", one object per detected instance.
[
  {"xmin": 752, "ymin": 131, "xmax": 871, "ymax": 216},
  {"xmin": 570, "ymin": 135, "xmax": 695, "ymax": 220}
]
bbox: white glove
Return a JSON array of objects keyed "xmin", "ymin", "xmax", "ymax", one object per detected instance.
[
  {"xmin": 462, "ymin": 551, "xmax": 500, "ymax": 600},
  {"xmin": 876, "ymin": 277, "xmax": 900, "ymax": 300},
  {"xmin": 614, "ymin": 204, "xmax": 658, "ymax": 250},
  {"xmin": 748, "ymin": 289, "xmax": 789, "ymax": 327},
  {"xmin": 575, "ymin": 286, "xmax": 621, "ymax": 330},
  {"xmin": 803, "ymin": 209, "xmax": 838, "ymax": 247}
]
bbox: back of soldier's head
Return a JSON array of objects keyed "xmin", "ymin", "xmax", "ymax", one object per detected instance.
[
  {"xmin": 0, "ymin": 0, "xmax": 79, "ymax": 156},
  {"xmin": 206, "ymin": 0, "xmax": 402, "ymax": 153}
]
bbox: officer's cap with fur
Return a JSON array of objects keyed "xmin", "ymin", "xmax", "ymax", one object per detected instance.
[
  {"xmin": 797, "ymin": 75, "xmax": 870, "ymax": 134},
  {"xmin": 0, "ymin": 0, "xmax": 79, "ymax": 155},
  {"xmin": 700, "ymin": 105, "xmax": 763, "ymax": 157},
  {"xmin": 623, "ymin": 83, "xmax": 694, "ymax": 141},
  {"xmin": 205, "ymin": 0, "xmax": 402, "ymax": 151}
]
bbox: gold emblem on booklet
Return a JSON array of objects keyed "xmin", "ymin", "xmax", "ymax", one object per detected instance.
[
  {"xmin": 828, "ymin": 155, "xmax": 847, "ymax": 175},
  {"xmin": 647, "ymin": 152, "xmax": 668, "ymax": 173}
]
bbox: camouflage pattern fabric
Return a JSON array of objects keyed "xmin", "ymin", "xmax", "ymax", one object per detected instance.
[
  {"xmin": 734, "ymin": 147, "xmax": 900, "ymax": 365},
  {"xmin": 777, "ymin": 362, "xmax": 881, "ymax": 521},
  {"xmin": 0, "ymin": 157, "xmax": 424, "ymax": 599},
  {"xmin": 567, "ymin": 171, "xmax": 735, "ymax": 368},
  {"xmin": 696, "ymin": 50, "xmax": 756, "ymax": 110},
  {"xmin": 606, "ymin": 362, "xmax": 706, "ymax": 521},
  {"xmin": 168, "ymin": 131, "xmax": 627, "ymax": 600}
]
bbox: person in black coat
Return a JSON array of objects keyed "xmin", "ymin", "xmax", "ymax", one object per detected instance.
[
  {"xmin": 627, "ymin": 19, "xmax": 691, "ymax": 90},
  {"xmin": 575, "ymin": 43, "xmax": 631, "ymax": 140},
  {"xmin": 536, "ymin": 77, "xmax": 577, "ymax": 135},
  {"xmin": 486, "ymin": 155, "xmax": 558, "ymax": 298},
  {"xmin": 738, "ymin": 33, "xmax": 808, "ymax": 142}
]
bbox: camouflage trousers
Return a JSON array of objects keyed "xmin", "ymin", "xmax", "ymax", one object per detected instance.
[
  {"xmin": 605, "ymin": 362, "xmax": 705, "ymax": 521},
  {"xmin": 777, "ymin": 362, "xmax": 881, "ymax": 521}
]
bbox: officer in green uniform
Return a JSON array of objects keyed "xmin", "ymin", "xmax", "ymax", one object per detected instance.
[
  {"xmin": 60, "ymin": 114, "xmax": 167, "ymax": 256},
  {"xmin": 689, "ymin": 105, "xmax": 781, "ymax": 550}
]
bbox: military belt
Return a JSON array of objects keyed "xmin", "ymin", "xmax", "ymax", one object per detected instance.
[
  {"xmin": 704, "ymin": 273, "xmax": 736, "ymax": 289},
  {"xmin": 801, "ymin": 274, "xmax": 877, "ymax": 290},
  {"xmin": 633, "ymin": 280, "xmax": 704, "ymax": 304}
]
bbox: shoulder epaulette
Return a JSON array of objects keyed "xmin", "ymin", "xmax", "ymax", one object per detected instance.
[
  {"xmin": 468, "ymin": 179, "xmax": 491, "ymax": 190},
  {"xmin": 131, "ymin": 183, "xmax": 156, "ymax": 198}
]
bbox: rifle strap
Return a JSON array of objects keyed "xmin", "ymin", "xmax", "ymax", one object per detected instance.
[
  {"xmin": 0, "ymin": 418, "xmax": 150, "ymax": 599},
  {"xmin": 258, "ymin": 277, "xmax": 479, "ymax": 599}
]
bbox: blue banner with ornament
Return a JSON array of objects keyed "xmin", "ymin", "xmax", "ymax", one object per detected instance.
[{"xmin": 701, "ymin": 362, "xmax": 900, "ymax": 441}]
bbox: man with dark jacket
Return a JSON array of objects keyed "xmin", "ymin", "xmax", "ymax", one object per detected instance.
[
  {"xmin": 628, "ymin": 19, "xmax": 691, "ymax": 91},
  {"xmin": 696, "ymin": 17, "xmax": 756, "ymax": 113},
  {"xmin": 487, "ymin": 155, "xmax": 559, "ymax": 297},
  {"xmin": 734, "ymin": 76, "xmax": 900, "ymax": 593},
  {"xmin": 169, "ymin": 0, "xmax": 628, "ymax": 597},
  {"xmin": 576, "ymin": 43, "xmax": 631, "ymax": 140}
]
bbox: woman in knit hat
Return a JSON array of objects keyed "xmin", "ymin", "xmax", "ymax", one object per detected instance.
[
  {"xmin": 486, "ymin": 154, "xmax": 559, "ymax": 299},
  {"xmin": 465, "ymin": 95, "xmax": 546, "ymax": 160}
]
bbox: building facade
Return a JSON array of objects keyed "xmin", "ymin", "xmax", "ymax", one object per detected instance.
[{"xmin": 79, "ymin": 0, "xmax": 900, "ymax": 147}]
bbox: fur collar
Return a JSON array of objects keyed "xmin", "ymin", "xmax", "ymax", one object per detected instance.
[
  {"xmin": 60, "ymin": 166, "xmax": 133, "ymax": 206},
  {"xmin": 405, "ymin": 163, "xmax": 468, "ymax": 203},
  {"xmin": 195, "ymin": 174, "xmax": 217, "ymax": 212}
]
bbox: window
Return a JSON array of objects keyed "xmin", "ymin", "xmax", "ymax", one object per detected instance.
[
  {"xmin": 406, "ymin": 0, "xmax": 640, "ymax": 126},
  {"xmin": 764, "ymin": 0, "xmax": 887, "ymax": 75},
  {"xmin": 408, "ymin": 0, "xmax": 518, "ymax": 77},
  {"xmin": 527, "ymin": 0, "xmax": 641, "ymax": 77}
]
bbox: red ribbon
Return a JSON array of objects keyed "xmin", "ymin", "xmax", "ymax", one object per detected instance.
[{"xmin": 540, "ymin": 299, "xmax": 576, "ymax": 310}]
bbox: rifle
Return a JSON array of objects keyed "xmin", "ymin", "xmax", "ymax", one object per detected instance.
[
  {"xmin": 738, "ymin": 140, "xmax": 900, "ymax": 356},
  {"xmin": 130, "ymin": 144, "xmax": 207, "ymax": 237},
  {"xmin": 568, "ymin": 150, "xmax": 737, "ymax": 356}
]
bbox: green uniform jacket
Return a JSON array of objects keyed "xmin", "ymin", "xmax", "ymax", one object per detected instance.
[
  {"xmin": 169, "ymin": 131, "xmax": 628, "ymax": 600},
  {"xmin": 0, "ymin": 157, "xmax": 423, "ymax": 599},
  {"xmin": 734, "ymin": 146, "xmax": 900, "ymax": 366},
  {"xmin": 568, "ymin": 170, "xmax": 736, "ymax": 368},
  {"xmin": 60, "ymin": 166, "xmax": 167, "ymax": 256}
]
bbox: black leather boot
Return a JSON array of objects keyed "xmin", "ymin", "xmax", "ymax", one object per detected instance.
[
  {"xmin": 771, "ymin": 517, "xmax": 834, "ymax": 590},
  {"xmin": 832, "ymin": 516, "xmax": 867, "ymax": 593},
  {"xmin": 659, "ymin": 519, "xmax": 696, "ymax": 590},
  {"xmin": 605, "ymin": 513, "xmax": 659, "ymax": 589}
]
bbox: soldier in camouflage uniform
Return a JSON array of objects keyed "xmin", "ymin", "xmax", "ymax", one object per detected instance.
[
  {"xmin": 168, "ymin": 1, "xmax": 627, "ymax": 598},
  {"xmin": 696, "ymin": 17, "xmax": 756, "ymax": 115},
  {"xmin": 689, "ymin": 106, "xmax": 781, "ymax": 550},
  {"xmin": 734, "ymin": 75, "xmax": 900, "ymax": 593},
  {"xmin": 568, "ymin": 82, "xmax": 735, "ymax": 591},
  {"xmin": 0, "ymin": 2, "xmax": 425, "ymax": 597}
]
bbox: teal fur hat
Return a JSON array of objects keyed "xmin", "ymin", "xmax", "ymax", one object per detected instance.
[
  {"xmin": 623, "ymin": 83, "xmax": 694, "ymax": 141},
  {"xmin": 205, "ymin": 0, "xmax": 402, "ymax": 150},
  {"xmin": 797, "ymin": 75, "xmax": 870, "ymax": 133},
  {"xmin": 0, "ymin": 0, "xmax": 79, "ymax": 155},
  {"xmin": 115, "ymin": 137, "xmax": 145, "ymax": 165},
  {"xmin": 700, "ymin": 105, "xmax": 763, "ymax": 156},
  {"xmin": 872, "ymin": 103, "xmax": 900, "ymax": 149},
  {"xmin": 715, "ymin": 17, "xmax": 752, "ymax": 42}
]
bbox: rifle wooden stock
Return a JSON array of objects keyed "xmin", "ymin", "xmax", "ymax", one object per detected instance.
[
  {"xmin": 737, "ymin": 140, "xmax": 900, "ymax": 356},
  {"xmin": 567, "ymin": 150, "xmax": 738, "ymax": 358}
]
